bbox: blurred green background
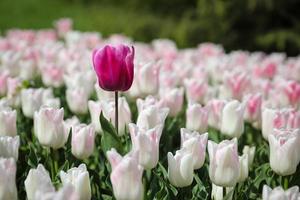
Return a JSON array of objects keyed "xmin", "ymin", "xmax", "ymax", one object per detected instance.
[{"xmin": 0, "ymin": 0, "xmax": 299, "ymax": 55}]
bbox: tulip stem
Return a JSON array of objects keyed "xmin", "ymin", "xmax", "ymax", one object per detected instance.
[{"xmin": 115, "ymin": 91, "xmax": 118, "ymax": 135}]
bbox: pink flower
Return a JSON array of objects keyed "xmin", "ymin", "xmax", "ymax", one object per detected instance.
[
  {"xmin": 107, "ymin": 149, "xmax": 143, "ymax": 200},
  {"xmin": 184, "ymin": 78, "xmax": 208, "ymax": 104},
  {"xmin": 283, "ymin": 81, "xmax": 300, "ymax": 108},
  {"xmin": 243, "ymin": 93, "xmax": 262, "ymax": 125},
  {"xmin": 180, "ymin": 128, "xmax": 208, "ymax": 169},
  {"xmin": 71, "ymin": 124, "xmax": 95, "ymax": 159},
  {"xmin": 207, "ymin": 99, "xmax": 226, "ymax": 130},
  {"xmin": 186, "ymin": 103, "xmax": 208, "ymax": 133},
  {"xmin": 129, "ymin": 123, "xmax": 163, "ymax": 169},
  {"xmin": 92, "ymin": 45, "xmax": 134, "ymax": 92},
  {"xmin": 223, "ymin": 71, "xmax": 250, "ymax": 100}
]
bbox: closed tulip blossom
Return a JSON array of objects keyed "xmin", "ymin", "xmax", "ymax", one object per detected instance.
[
  {"xmin": 88, "ymin": 100, "xmax": 102, "ymax": 133},
  {"xmin": 184, "ymin": 78, "xmax": 208, "ymax": 104},
  {"xmin": 92, "ymin": 44, "xmax": 134, "ymax": 92},
  {"xmin": 21, "ymin": 88, "xmax": 44, "ymax": 118},
  {"xmin": 24, "ymin": 164, "xmax": 55, "ymax": 200},
  {"xmin": 262, "ymin": 185, "xmax": 300, "ymax": 200},
  {"xmin": 71, "ymin": 124, "xmax": 95, "ymax": 159},
  {"xmin": 93, "ymin": 44, "xmax": 134, "ymax": 135},
  {"xmin": 221, "ymin": 100, "xmax": 245, "ymax": 138},
  {"xmin": 186, "ymin": 103, "xmax": 208, "ymax": 133},
  {"xmin": 242, "ymin": 145, "xmax": 256, "ymax": 166},
  {"xmin": 167, "ymin": 149, "xmax": 194, "ymax": 187},
  {"xmin": 207, "ymin": 99, "xmax": 226, "ymax": 130},
  {"xmin": 136, "ymin": 95, "xmax": 159, "ymax": 114},
  {"xmin": 60, "ymin": 164, "xmax": 91, "ymax": 200},
  {"xmin": 107, "ymin": 149, "xmax": 144, "ymax": 200},
  {"xmin": 34, "ymin": 107, "xmax": 69, "ymax": 149},
  {"xmin": 66, "ymin": 87, "xmax": 89, "ymax": 114},
  {"xmin": 130, "ymin": 61, "xmax": 160, "ymax": 97},
  {"xmin": 180, "ymin": 128, "xmax": 208, "ymax": 169},
  {"xmin": 243, "ymin": 93, "xmax": 262, "ymax": 126},
  {"xmin": 129, "ymin": 123, "xmax": 163, "ymax": 169},
  {"xmin": 238, "ymin": 154, "xmax": 249, "ymax": 183},
  {"xmin": 0, "ymin": 158, "xmax": 17, "ymax": 200},
  {"xmin": 0, "ymin": 136, "xmax": 19, "ymax": 160},
  {"xmin": 208, "ymin": 138, "xmax": 240, "ymax": 187},
  {"xmin": 268, "ymin": 128, "xmax": 300, "ymax": 176},
  {"xmin": 159, "ymin": 87, "xmax": 184, "ymax": 117},
  {"xmin": 0, "ymin": 108, "xmax": 17, "ymax": 137},
  {"xmin": 136, "ymin": 105, "xmax": 169, "ymax": 130}
]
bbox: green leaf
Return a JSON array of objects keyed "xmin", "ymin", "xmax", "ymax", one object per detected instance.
[{"xmin": 100, "ymin": 112, "xmax": 123, "ymax": 154}]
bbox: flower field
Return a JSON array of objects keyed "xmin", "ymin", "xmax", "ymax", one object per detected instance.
[{"xmin": 0, "ymin": 18, "xmax": 300, "ymax": 200}]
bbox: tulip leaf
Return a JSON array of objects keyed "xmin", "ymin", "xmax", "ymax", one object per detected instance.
[{"xmin": 100, "ymin": 112, "xmax": 123, "ymax": 154}]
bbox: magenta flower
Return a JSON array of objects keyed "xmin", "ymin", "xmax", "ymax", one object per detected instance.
[{"xmin": 92, "ymin": 44, "xmax": 134, "ymax": 92}]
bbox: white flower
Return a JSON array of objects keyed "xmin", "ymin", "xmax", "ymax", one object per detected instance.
[
  {"xmin": 60, "ymin": 164, "xmax": 91, "ymax": 200},
  {"xmin": 0, "ymin": 136, "xmax": 19, "ymax": 160},
  {"xmin": 25, "ymin": 164, "xmax": 55, "ymax": 200}
]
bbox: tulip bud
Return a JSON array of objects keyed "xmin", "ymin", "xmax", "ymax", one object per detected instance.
[
  {"xmin": 208, "ymin": 138, "xmax": 240, "ymax": 187},
  {"xmin": 0, "ymin": 158, "xmax": 17, "ymax": 200},
  {"xmin": 107, "ymin": 149, "xmax": 143, "ymax": 200},
  {"xmin": 60, "ymin": 164, "xmax": 91, "ymax": 200},
  {"xmin": 66, "ymin": 88, "xmax": 89, "ymax": 114},
  {"xmin": 223, "ymin": 71, "xmax": 250, "ymax": 100},
  {"xmin": 159, "ymin": 87, "xmax": 184, "ymax": 117},
  {"xmin": 41, "ymin": 65, "xmax": 64, "ymax": 88},
  {"xmin": 100, "ymin": 97, "xmax": 131, "ymax": 136},
  {"xmin": 71, "ymin": 124, "xmax": 95, "ymax": 159},
  {"xmin": 94, "ymin": 83, "xmax": 114, "ymax": 101},
  {"xmin": 237, "ymin": 154, "xmax": 249, "ymax": 183},
  {"xmin": 25, "ymin": 164, "xmax": 55, "ymax": 200},
  {"xmin": 0, "ymin": 109, "xmax": 17, "ymax": 137},
  {"xmin": 167, "ymin": 149, "xmax": 194, "ymax": 187},
  {"xmin": 221, "ymin": 100, "xmax": 245, "ymax": 138},
  {"xmin": 242, "ymin": 145, "xmax": 255, "ymax": 166},
  {"xmin": 0, "ymin": 136, "xmax": 19, "ymax": 160},
  {"xmin": 136, "ymin": 105, "xmax": 169, "ymax": 130},
  {"xmin": 268, "ymin": 128, "xmax": 300, "ymax": 176},
  {"xmin": 282, "ymin": 81, "xmax": 300, "ymax": 108},
  {"xmin": 184, "ymin": 78, "xmax": 207, "ymax": 104},
  {"xmin": 136, "ymin": 95, "xmax": 159, "ymax": 114},
  {"xmin": 93, "ymin": 45, "xmax": 134, "ymax": 92},
  {"xmin": 132, "ymin": 62, "xmax": 160, "ymax": 97},
  {"xmin": 0, "ymin": 72, "xmax": 9, "ymax": 96},
  {"xmin": 262, "ymin": 185, "xmax": 300, "ymax": 200},
  {"xmin": 88, "ymin": 100, "xmax": 102, "ymax": 133},
  {"xmin": 243, "ymin": 93, "xmax": 262, "ymax": 127},
  {"xmin": 34, "ymin": 107, "xmax": 69, "ymax": 149},
  {"xmin": 186, "ymin": 103, "xmax": 208, "ymax": 133},
  {"xmin": 21, "ymin": 88, "xmax": 44, "ymax": 118},
  {"xmin": 262, "ymin": 108, "xmax": 277, "ymax": 140},
  {"xmin": 129, "ymin": 123, "xmax": 163, "ymax": 169},
  {"xmin": 180, "ymin": 128, "xmax": 208, "ymax": 169},
  {"xmin": 63, "ymin": 116, "xmax": 80, "ymax": 135},
  {"xmin": 207, "ymin": 99, "xmax": 226, "ymax": 130}
]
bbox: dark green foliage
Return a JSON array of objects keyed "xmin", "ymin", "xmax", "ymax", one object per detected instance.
[{"xmin": 0, "ymin": 0, "xmax": 299, "ymax": 55}]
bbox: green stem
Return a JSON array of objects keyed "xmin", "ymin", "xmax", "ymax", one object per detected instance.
[{"xmin": 115, "ymin": 91, "xmax": 118, "ymax": 135}]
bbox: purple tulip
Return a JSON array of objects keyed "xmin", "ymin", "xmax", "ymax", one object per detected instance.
[{"xmin": 92, "ymin": 44, "xmax": 134, "ymax": 92}]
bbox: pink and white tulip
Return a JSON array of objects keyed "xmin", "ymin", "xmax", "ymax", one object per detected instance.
[
  {"xmin": 107, "ymin": 149, "xmax": 143, "ymax": 200},
  {"xmin": 71, "ymin": 124, "xmax": 95, "ymax": 159},
  {"xmin": 180, "ymin": 128, "xmax": 208, "ymax": 169},
  {"xmin": 208, "ymin": 138, "xmax": 240, "ymax": 187},
  {"xmin": 129, "ymin": 123, "xmax": 163, "ymax": 169}
]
